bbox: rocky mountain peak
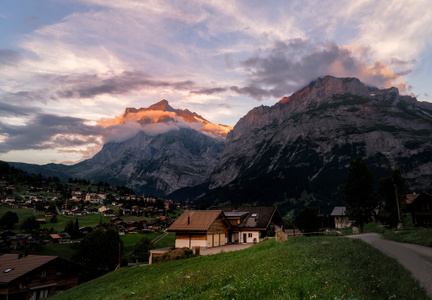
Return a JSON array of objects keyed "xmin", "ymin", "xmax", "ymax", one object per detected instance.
[
  {"xmin": 120, "ymin": 100, "xmax": 233, "ymax": 138},
  {"xmin": 147, "ymin": 99, "xmax": 176, "ymax": 112},
  {"xmin": 280, "ymin": 76, "xmax": 370, "ymax": 106},
  {"xmin": 204, "ymin": 75, "xmax": 432, "ymax": 214}
]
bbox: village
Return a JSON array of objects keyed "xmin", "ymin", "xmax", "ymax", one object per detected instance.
[{"xmin": 1, "ymin": 166, "xmax": 432, "ymax": 299}]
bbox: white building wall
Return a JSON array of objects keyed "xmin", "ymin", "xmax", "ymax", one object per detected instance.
[{"xmin": 242, "ymin": 231, "xmax": 259, "ymax": 243}]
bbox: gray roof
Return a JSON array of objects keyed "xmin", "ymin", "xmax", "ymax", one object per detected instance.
[
  {"xmin": 224, "ymin": 212, "xmax": 249, "ymax": 217},
  {"xmin": 330, "ymin": 206, "xmax": 347, "ymax": 216}
]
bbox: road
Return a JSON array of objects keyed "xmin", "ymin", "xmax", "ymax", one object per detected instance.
[{"xmin": 347, "ymin": 233, "xmax": 432, "ymax": 298}]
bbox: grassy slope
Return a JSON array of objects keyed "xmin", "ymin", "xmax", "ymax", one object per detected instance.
[
  {"xmin": 52, "ymin": 237, "xmax": 429, "ymax": 300},
  {"xmin": 0, "ymin": 207, "xmax": 153, "ymax": 233}
]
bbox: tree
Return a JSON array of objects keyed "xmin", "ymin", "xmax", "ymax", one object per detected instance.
[
  {"xmin": 343, "ymin": 157, "xmax": 378, "ymax": 233},
  {"xmin": 64, "ymin": 219, "xmax": 80, "ymax": 239},
  {"xmin": 294, "ymin": 207, "xmax": 320, "ymax": 234},
  {"xmin": 379, "ymin": 169, "xmax": 409, "ymax": 228},
  {"xmin": 73, "ymin": 226, "xmax": 123, "ymax": 279},
  {"xmin": 20, "ymin": 216, "xmax": 40, "ymax": 233},
  {"xmin": 50, "ymin": 214, "xmax": 58, "ymax": 223},
  {"xmin": 133, "ymin": 237, "xmax": 153, "ymax": 262},
  {"xmin": 0, "ymin": 211, "xmax": 19, "ymax": 229}
]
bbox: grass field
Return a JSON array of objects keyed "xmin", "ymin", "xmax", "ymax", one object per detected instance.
[
  {"xmin": 0, "ymin": 206, "xmax": 154, "ymax": 233},
  {"xmin": 51, "ymin": 237, "xmax": 429, "ymax": 300}
]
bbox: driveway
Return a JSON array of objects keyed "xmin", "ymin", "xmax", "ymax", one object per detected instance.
[
  {"xmin": 347, "ymin": 232, "xmax": 432, "ymax": 298},
  {"xmin": 200, "ymin": 243, "xmax": 254, "ymax": 255}
]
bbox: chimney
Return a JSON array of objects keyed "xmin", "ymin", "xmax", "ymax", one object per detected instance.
[
  {"xmin": 187, "ymin": 216, "xmax": 190, "ymax": 225},
  {"xmin": 18, "ymin": 253, "xmax": 23, "ymax": 259}
]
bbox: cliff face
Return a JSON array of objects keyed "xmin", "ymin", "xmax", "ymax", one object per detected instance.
[
  {"xmin": 201, "ymin": 76, "xmax": 432, "ymax": 214},
  {"xmin": 70, "ymin": 127, "xmax": 224, "ymax": 195}
]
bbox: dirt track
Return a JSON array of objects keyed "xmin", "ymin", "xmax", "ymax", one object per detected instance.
[{"xmin": 347, "ymin": 232, "xmax": 432, "ymax": 298}]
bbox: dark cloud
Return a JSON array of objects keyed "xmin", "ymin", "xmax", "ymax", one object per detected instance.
[
  {"xmin": 0, "ymin": 49, "xmax": 22, "ymax": 66},
  {"xmin": 190, "ymin": 87, "xmax": 228, "ymax": 95},
  {"xmin": 55, "ymin": 71, "xmax": 195, "ymax": 99},
  {"xmin": 390, "ymin": 58, "xmax": 417, "ymax": 66},
  {"xmin": 0, "ymin": 102, "xmax": 40, "ymax": 117},
  {"xmin": 0, "ymin": 113, "xmax": 103, "ymax": 153},
  {"xmin": 227, "ymin": 39, "xmax": 403, "ymax": 100}
]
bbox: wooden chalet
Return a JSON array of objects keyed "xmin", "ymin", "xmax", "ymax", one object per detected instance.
[
  {"xmin": 408, "ymin": 190, "xmax": 432, "ymax": 227},
  {"xmin": 167, "ymin": 210, "xmax": 231, "ymax": 249},
  {"xmin": 330, "ymin": 206, "xmax": 353, "ymax": 229},
  {"xmin": 211, "ymin": 206, "xmax": 284, "ymax": 244},
  {"xmin": 0, "ymin": 254, "xmax": 81, "ymax": 300}
]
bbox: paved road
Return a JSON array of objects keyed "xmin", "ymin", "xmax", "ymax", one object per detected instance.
[{"xmin": 347, "ymin": 233, "xmax": 432, "ymax": 298}]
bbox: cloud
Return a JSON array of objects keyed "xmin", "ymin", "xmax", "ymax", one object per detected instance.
[
  {"xmin": 226, "ymin": 39, "xmax": 408, "ymax": 100},
  {"xmin": 0, "ymin": 102, "xmax": 40, "ymax": 117},
  {"xmin": 0, "ymin": 113, "xmax": 103, "ymax": 153},
  {"xmin": 55, "ymin": 71, "xmax": 195, "ymax": 99},
  {"xmin": 0, "ymin": 49, "xmax": 22, "ymax": 66},
  {"xmin": 190, "ymin": 87, "xmax": 228, "ymax": 95}
]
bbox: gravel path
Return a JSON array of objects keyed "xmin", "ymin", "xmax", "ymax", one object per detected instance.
[{"xmin": 347, "ymin": 232, "xmax": 432, "ymax": 298}]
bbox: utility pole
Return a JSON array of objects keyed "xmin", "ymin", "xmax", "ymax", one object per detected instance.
[{"xmin": 394, "ymin": 184, "xmax": 402, "ymax": 230}]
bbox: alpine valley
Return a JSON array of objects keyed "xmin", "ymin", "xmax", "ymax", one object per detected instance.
[{"xmin": 9, "ymin": 76, "xmax": 432, "ymax": 216}]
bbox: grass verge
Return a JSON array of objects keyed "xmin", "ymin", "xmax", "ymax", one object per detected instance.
[{"xmin": 52, "ymin": 237, "xmax": 429, "ymax": 300}]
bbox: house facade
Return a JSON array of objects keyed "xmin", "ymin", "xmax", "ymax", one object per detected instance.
[
  {"xmin": 330, "ymin": 206, "xmax": 353, "ymax": 229},
  {"xmin": 0, "ymin": 254, "xmax": 81, "ymax": 300},
  {"xmin": 408, "ymin": 190, "xmax": 432, "ymax": 227},
  {"xmin": 167, "ymin": 210, "xmax": 231, "ymax": 249},
  {"xmin": 167, "ymin": 206, "xmax": 284, "ymax": 249},
  {"xmin": 211, "ymin": 206, "xmax": 284, "ymax": 244}
]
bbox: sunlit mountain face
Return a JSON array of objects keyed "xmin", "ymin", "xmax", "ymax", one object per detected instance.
[{"xmin": 98, "ymin": 100, "xmax": 233, "ymax": 141}]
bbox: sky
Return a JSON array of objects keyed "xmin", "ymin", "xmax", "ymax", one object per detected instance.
[{"xmin": 1, "ymin": 0, "xmax": 432, "ymax": 165}]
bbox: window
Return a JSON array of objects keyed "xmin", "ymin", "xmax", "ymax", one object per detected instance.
[
  {"xmin": 41, "ymin": 270, "xmax": 47, "ymax": 281},
  {"xmin": 248, "ymin": 233, "xmax": 252, "ymax": 238}
]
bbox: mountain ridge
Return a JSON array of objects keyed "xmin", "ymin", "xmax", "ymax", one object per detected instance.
[{"xmin": 191, "ymin": 76, "xmax": 432, "ymax": 215}]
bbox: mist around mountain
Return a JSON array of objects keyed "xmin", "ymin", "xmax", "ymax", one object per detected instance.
[{"xmin": 8, "ymin": 100, "xmax": 228, "ymax": 196}]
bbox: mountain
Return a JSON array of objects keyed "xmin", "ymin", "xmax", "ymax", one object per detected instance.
[
  {"xmin": 189, "ymin": 76, "xmax": 432, "ymax": 216},
  {"xmin": 9, "ymin": 100, "xmax": 228, "ymax": 196},
  {"xmin": 119, "ymin": 99, "xmax": 232, "ymax": 139}
]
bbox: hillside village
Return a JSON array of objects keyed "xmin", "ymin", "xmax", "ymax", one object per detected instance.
[{"xmin": 1, "ymin": 160, "xmax": 432, "ymax": 299}]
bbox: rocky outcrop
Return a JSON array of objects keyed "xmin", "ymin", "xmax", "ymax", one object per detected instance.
[{"xmin": 201, "ymin": 76, "xmax": 432, "ymax": 215}]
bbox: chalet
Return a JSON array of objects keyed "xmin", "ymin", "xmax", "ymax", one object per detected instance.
[
  {"xmin": 48, "ymin": 234, "xmax": 62, "ymax": 243},
  {"xmin": 58, "ymin": 233, "xmax": 71, "ymax": 243},
  {"xmin": 167, "ymin": 210, "xmax": 231, "ymax": 249},
  {"xmin": 103, "ymin": 209, "xmax": 115, "ymax": 217},
  {"xmin": 408, "ymin": 190, "xmax": 432, "ymax": 227},
  {"xmin": 110, "ymin": 217, "xmax": 123, "ymax": 224},
  {"xmin": 98, "ymin": 205, "xmax": 110, "ymax": 213},
  {"xmin": 120, "ymin": 208, "xmax": 132, "ymax": 216},
  {"xmin": 79, "ymin": 226, "xmax": 92, "ymax": 236},
  {"xmin": 0, "ymin": 254, "xmax": 81, "ymax": 299},
  {"xmin": 330, "ymin": 206, "xmax": 353, "ymax": 229},
  {"xmin": 211, "ymin": 206, "xmax": 284, "ymax": 244}
]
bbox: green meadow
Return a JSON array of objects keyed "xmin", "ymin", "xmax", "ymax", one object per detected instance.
[{"xmin": 52, "ymin": 237, "xmax": 429, "ymax": 300}]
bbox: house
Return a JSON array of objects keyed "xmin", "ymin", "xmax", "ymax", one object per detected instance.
[
  {"xmin": 167, "ymin": 210, "xmax": 231, "ymax": 249},
  {"xmin": 0, "ymin": 254, "xmax": 81, "ymax": 299},
  {"xmin": 210, "ymin": 206, "xmax": 284, "ymax": 244},
  {"xmin": 408, "ymin": 190, "xmax": 432, "ymax": 227},
  {"xmin": 330, "ymin": 206, "xmax": 353, "ymax": 229},
  {"xmin": 98, "ymin": 205, "xmax": 110, "ymax": 213},
  {"xmin": 103, "ymin": 209, "xmax": 115, "ymax": 217},
  {"xmin": 48, "ymin": 234, "xmax": 62, "ymax": 243}
]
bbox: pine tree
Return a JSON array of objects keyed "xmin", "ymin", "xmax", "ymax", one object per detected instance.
[{"xmin": 344, "ymin": 157, "xmax": 377, "ymax": 233}]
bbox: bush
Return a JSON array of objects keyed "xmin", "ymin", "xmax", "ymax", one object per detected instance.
[{"xmin": 155, "ymin": 247, "xmax": 195, "ymax": 263}]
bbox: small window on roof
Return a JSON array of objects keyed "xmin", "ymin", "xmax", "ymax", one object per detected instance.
[
  {"xmin": 251, "ymin": 213, "xmax": 258, "ymax": 217},
  {"xmin": 4, "ymin": 268, "xmax": 13, "ymax": 273}
]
